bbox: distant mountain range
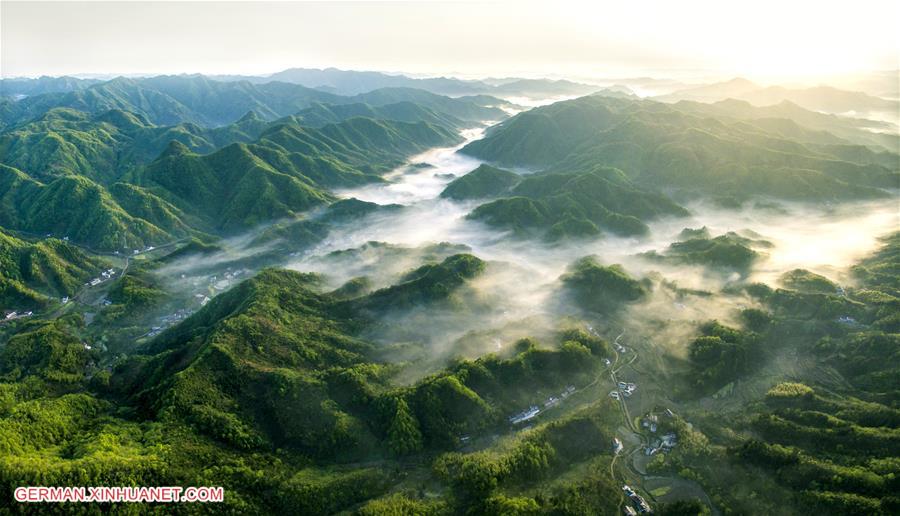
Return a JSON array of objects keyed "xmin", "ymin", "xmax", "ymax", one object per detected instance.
[
  {"xmin": 656, "ymin": 77, "xmax": 900, "ymax": 114},
  {"xmin": 0, "ymin": 75, "xmax": 507, "ymax": 129},
  {"xmin": 1, "ymin": 71, "xmax": 897, "ymax": 254},
  {"xmin": 461, "ymin": 95, "xmax": 898, "ymax": 221},
  {"xmin": 0, "ymin": 80, "xmax": 480, "ymax": 250},
  {"xmin": 5, "ymin": 69, "xmax": 896, "ymax": 117},
  {"xmin": 2, "ymin": 68, "xmax": 603, "ymax": 103}
]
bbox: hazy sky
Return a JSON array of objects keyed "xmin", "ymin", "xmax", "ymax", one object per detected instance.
[{"xmin": 2, "ymin": 1, "xmax": 898, "ymax": 82}]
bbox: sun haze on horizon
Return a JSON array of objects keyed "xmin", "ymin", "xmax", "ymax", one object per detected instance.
[{"xmin": 2, "ymin": 0, "xmax": 898, "ymax": 84}]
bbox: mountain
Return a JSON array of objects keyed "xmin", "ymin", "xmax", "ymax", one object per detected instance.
[
  {"xmin": 439, "ymin": 164, "xmax": 520, "ymax": 200},
  {"xmin": 0, "ymin": 262, "xmax": 612, "ymax": 512},
  {"xmin": 739, "ymin": 85, "xmax": 899, "ymax": 114},
  {"xmin": 462, "ymin": 95, "xmax": 899, "ymax": 202},
  {"xmin": 0, "ymin": 229, "xmax": 109, "ymax": 310},
  {"xmin": 347, "ymin": 253, "xmax": 486, "ymax": 314},
  {"xmin": 0, "ymin": 107, "xmax": 270, "ymax": 184},
  {"xmin": 350, "ymin": 88, "xmax": 507, "ymax": 122},
  {"xmin": 0, "ymin": 76, "xmax": 102, "ymax": 98},
  {"xmin": 0, "ymin": 164, "xmax": 178, "ymax": 249},
  {"xmin": 264, "ymin": 67, "xmax": 490, "ymax": 96},
  {"xmin": 126, "ymin": 116, "xmax": 457, "ymax": 233},
  {"xmin": 466, "ymin": 167, "xmax": 688, "ymax": 240},
  {"xmin": 654, "ymin": 77, "xmax": 761, "ymax": 103},
  {"xmin": 0, "ymin": 110, "xmax": 459, "ymax": 249},
  {"xmin": 291, "ymin": 101, "xmax": 465, "ymax": 129},
  {"xmin": 488, "ymin": 78, "xmax": 599, "ymax": 97},
  {"xmin": 640, "ymin": 230, "xmax": 771, "ymax": 274},
  {"xmin": 559, "ymin": 256, "xmax": 649, "ymax": 313},
  {"xmin": 658, "ymin": 77, "xmax": 899, "ymax": 115},
  {"xmin": 0, "ymin": 75, "xmax": 347, "ymax": 128},
  {"xmin": 0, "ymin": 75, "xmax": 509, "ymax": 130},
  {"xmin": 672, "ymin": 98, "xmax": 899, "ymax": 154},
  {"xmin": 213, "ymin": 67, "xmax": 601, "ymax": 99}
]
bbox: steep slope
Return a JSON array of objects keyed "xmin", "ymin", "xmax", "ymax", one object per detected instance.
[
  {"xmin": 559, "ymin": 256, "xmax": 649, "ymax": 313},
  {"xmin": 215, "ymin": 67, "xmax": 600, "ymax": 99},
  {"xmin": 440, "ymin": 164, "xmax": 521, "ymax": 200},
  {"xmin": 674, "ymin": 98, "xmax": 898, "ymax": 152},
  {"xmin": 0, "ymin": 229, "xmax": 109, "ymax": 309},
  {"xmin": 128, "ymin": 117, "xmax": 458, "ymax": 232},
  {"xmin": 0, "ymin": 165, "xmax": 175, "ymax": 249},
  {"xmin": 640, "ymin": 230, "xmax": 770, "ymax": 274},
  {"xmin": 0, "ymin": 113, "xmax": 459, "ymax": 249},
  {"xmin": 467, "ymin": 168, "xmax": 688, "ymax": 239},
  {"xmin": 0, "ymin": 108, "xmax": 269, "ymax": 183},
  {"xmin": 292, "ymin": 101, "xmax": 465, "ymax": 129},
  {"xmin": 115, "ymin": 258, "xmax": 531, "ymax": 461},
  {"xmin": 347, "ymin": 253, "xmax": 486, "ymax": 314},
  {"xmin": 132, "ymin": 141, "xmax": 334, "ymax": 231},
  {"xmin": 351, "ymin": 88, "xmax": 506, "ymax": 122},
  {"xmin": 0, "ymin": 76, "xmax": 344, "ymax": 128},
  {"xmin": 463, "ymin": 95, "xmax": 899, "ymax": 201},
  {"xmin": 658, "ymin": 78, "xmax": 899, "ymax": 114},
  {"xmin": 0, "ymin": 76, "xmax": 101, "ymax": 97}
]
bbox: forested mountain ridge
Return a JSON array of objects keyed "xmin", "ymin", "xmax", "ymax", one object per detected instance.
[
  {"xmin": 0, "ymin": 105, "xmax": 462, "ymax": 249},
  {"xmin": 462, "ymin": 95, "xmax": 899, "ymax": 203},
  {"xmin": 0, "ymin": 75, "xmax": 507, "ymax": 129}
]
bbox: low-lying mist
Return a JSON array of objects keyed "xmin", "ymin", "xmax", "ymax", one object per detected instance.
[{"xmin": 145, "ymin": 120, "xmax": 899, "ymax": 383}]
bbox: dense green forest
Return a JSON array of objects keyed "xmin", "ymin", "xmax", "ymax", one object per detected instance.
[
  {"xmin": 462, "ymin": 95, "xmax": 898, "ymax": 204},
  {"xmin": 1, "ymin": 72, "xmax": 898, "ymax": 514}
]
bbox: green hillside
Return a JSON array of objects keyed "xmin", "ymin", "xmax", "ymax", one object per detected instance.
[
  {"xmin": 0, "ymin": 165, "xmax": 175, "ymax": 249},
  {"xmin": 1, "ymin": 76, "xmax": 507, "ymax": 130},
  {"xmin": 641, "ymin": 230, "xmax": 769, "ymax": 273},
  {"xmin": 440, "ymin": 164, "xmax": 521, "ymax": 200},
  {"xmin": 560, "ymin": 256, "xmax": 649, "ymax": 313},
  {"xmin": 293, "ymin": 101, "xmax": 465, "ymax": 129},
  {"xmin": 128, "ymin": 117, "xmax": 457, "ymax": 232},
  {"xmin": 0, "ymin": 229, "xmax": 109, "ymax": 310},
  {"xmin": 351, "ymin": 87, "xmax": 507, "ymax": 122},
  {"xmin": 462, "ymin": 95, "xmax": 899, "ymax": 202},
  {"xmin": 0, "ymin": 75, "xmax": 343, "ymax": 128},
  {"xmin": 348, "ymin": 253, "xmax": 485, "ymax": 314},
  {"xmin": 648, "ymin": 233, "xmax": 900, "ymax": 515},
  {"xmin": 0, "ymin": 107, "xmax": 270, "ymax": 184},
  {"xmin": 0, "ymin": 112, "xmax": 459, "ymax": 249},
  {"xmin": 0, "ymin": 258, "xmax": 623, "ymax": 512},
  {"xmin": 467, "ymin": 167, "xmax": 688, "ymax": 239}
]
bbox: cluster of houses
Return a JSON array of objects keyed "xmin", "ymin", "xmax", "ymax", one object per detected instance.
[
  {"xmin": 837, "ymin": 315, "xmax": 859, "ymax": 326},
  {"xmin": 85, "ymin": 268, "xmax": 117, "ymax": 287},
  {"xmin": 509, "ymin": 405, "xmax": 541, "ymax": 425},
  {"xmin": 645, "ymin": 432, "xmax": 678, "ymax": 456},
  {"xmin": 140, "ymin": 269, "xmax": 248, "ymax": 338},
  {"xmin": 610, "ymin": 381, "xmax": 637, "ymax": 401},
  {"xmin": 508, "ymin": 385, "xmax": 577, "ymax": 425},
  {"xmin": 642, "ymin": 410, "xmax": 678, "ymax": 455},
  {"xmin": 3, "ymin": 310, "xmax": 33, "ymax": 322},
  {"xmin": 186, "ymin": 269, "xmax": 248, "ymax": 292},
  {"xmin": 642, "ymin": 414, "xmax": 659, "ymax": 433},
  {"xmin": 622, "ymin": 485, "xmax": 652, "ymax": 514},
  {"xmin": 145, "ymin": 308, "xmax": 195, "ymax": 338}
]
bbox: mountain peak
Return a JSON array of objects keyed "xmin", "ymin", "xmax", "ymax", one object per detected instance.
[
  {"xmin": 725, "ymin": 77, "xmax": 756, "ymax": 86},
  {"xmin": 237, "ymin": 110, "xmax": 262, "ymax": 123},
  {"xmin": 160, "ymin": 140, "xmax": 191, "ymax": 158}
]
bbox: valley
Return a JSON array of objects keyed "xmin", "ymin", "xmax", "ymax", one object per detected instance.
[{"xmin": 1, "ymin": 65, "xmax": 898, "ymax": 515}]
